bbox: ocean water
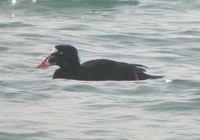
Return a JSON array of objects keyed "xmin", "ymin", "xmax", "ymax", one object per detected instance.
[{"xmin": 0, "ymin": 0, "xmax": 200, "ymax": 139}]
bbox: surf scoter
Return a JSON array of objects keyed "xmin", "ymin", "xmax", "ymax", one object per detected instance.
[{"xmin": 37, "ymin": 45, "xmax": 163, "ymax": 81}]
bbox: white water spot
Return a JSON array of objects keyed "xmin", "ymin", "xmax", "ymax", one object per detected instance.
[
  {"xmin": 166, "ymin": 79, "xmax": 173, "ymax": 83},
  {"xmin": 12, "ymin": 0, "xmax": 17, "ymax": 5},
  {"xmin": 32, "ymin": 0, "xmax": 37, "ymax": 3}
]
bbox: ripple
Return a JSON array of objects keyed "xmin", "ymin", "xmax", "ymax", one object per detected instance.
[
  {"xmin": 146, "ymin": 100, "xmax": 200, "ymax": 112},
  {"xmin": 0, "ymin": 131, "xmax": 48, "ymax": 140},
  {"xmin": 0, "ymin": 21, "xmax": 34, "ymax": 28}
]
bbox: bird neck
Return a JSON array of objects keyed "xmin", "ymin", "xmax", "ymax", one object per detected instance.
[
  {"xmin": 53, "ymin": 65, "xmax": 80, "ymax": 79},
  {"xmin": 60, "ymin": 63, "xmax": 80, "ymax": 72}
]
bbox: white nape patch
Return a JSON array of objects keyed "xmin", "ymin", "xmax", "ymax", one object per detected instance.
[{"xmin": 52, "ymin": 48, "xmax": 59, "ymax": 53}]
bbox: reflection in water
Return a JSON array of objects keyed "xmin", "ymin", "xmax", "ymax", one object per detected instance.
[{"xmin": 11, "ymin": 13, "xmax": 15, "ymax": 17}]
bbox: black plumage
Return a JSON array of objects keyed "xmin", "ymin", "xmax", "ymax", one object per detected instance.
[{"xmin": 37, "ymin": 45, "xmax": 163, "ymax": 81}]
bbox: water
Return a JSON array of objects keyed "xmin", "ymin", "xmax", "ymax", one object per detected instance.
[{"xmin": 0, "ymin": 0, "xmax": 200, "ymax": 139}]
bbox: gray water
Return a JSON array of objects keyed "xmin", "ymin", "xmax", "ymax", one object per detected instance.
[{"xmin": 0, "ymin": 0, "xmax": 200, "ymax": 139}]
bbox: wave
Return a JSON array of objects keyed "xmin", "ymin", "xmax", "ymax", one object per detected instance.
[{"xmin": 4, "ymin": 0, "xmax": 139, "ymax": 7}]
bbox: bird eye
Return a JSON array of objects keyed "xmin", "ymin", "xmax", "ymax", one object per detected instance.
[
  {"xmin": 59, "ymin": 51, "xmax": 63, "ymax": 55},
  {"xmin": 49, "ymin": 56, "xmax": 56, "ymax": 64}
]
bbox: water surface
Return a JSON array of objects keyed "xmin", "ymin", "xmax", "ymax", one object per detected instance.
[{"xmin": 0, "ymin": 0, "xmax": 200, "ymax": 139}]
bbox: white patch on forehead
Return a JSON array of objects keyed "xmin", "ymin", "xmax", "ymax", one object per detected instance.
[{"xmin": 52, "ymin": 48, "xmax": 59, "ymax": 53}]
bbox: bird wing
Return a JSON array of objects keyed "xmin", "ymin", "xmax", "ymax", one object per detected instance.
[{"xmin": 80, "ymin": 59, "xmax": 147, "ymax": 80}]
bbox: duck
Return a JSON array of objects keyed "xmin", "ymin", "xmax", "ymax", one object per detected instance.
[{"xmin": 37, "ymin": 45, "xmax": 163, "ymax": 81}]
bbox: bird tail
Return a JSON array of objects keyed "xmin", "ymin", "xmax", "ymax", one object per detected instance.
[
  {"xmin": 148, "ymin": 75, "xmax": 164, "ymax": 79},
  {"xmin": 137, "ymin": 73, "xmax": 164, "ymax": 80}
]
